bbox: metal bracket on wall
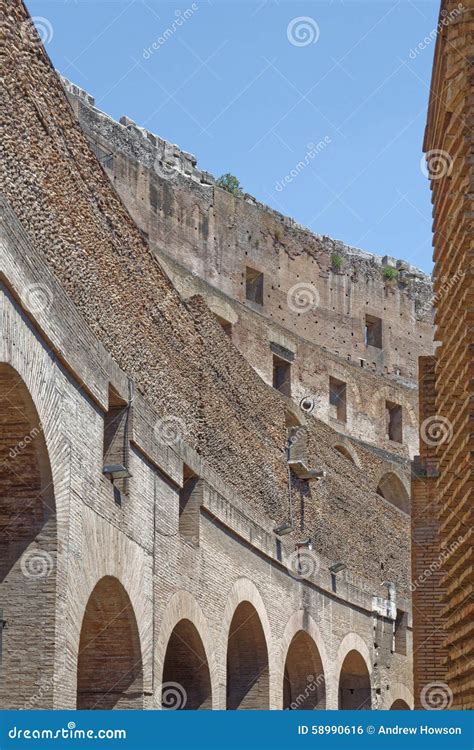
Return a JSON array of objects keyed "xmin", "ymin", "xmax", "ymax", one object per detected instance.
[{"xmin": 288, "ymin": 459, "xmax": 326, "ymax": 481}]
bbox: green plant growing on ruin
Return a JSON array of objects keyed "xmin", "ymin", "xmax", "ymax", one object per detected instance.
[
  {"xmin": 216, "ymin": 173, "xmax": 243, "ymax": 197},
  {"xmin": 383, "ymin": 266, "xmax": 398, "ymax": 281},
  {"xmin": 331, "ymin": 253, "xmax": 343, "ymax": 270}
]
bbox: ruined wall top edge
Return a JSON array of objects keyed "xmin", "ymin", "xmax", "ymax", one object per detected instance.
[{"xmin": 60, "ymin": 75, "xmax": 432, "ymax": 289}]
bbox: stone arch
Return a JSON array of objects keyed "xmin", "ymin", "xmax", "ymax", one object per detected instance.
[
  {"xmin": 76, "ymin": 575, "xmax": 143, "ymax": 709},
  {"xmin": 0, "ymin": 363, "xmax": 57, "ymax": 708},
  {"xmin": 222, "ymin": 579, "xmax": 272, "ymax": 710},
  {"xmin": 206, "ymin": 297, "xmax": 239, "ymax": 328},
  {"xmin": 376, "ymin": 471, "xmax": 410, "ymax": 513},
  {"xmin": 282, "ymin": 613, "xmax": 329, "ymax": 709},
  {"xmin": 333, "ymin": 442, "xmax": 360, "ymax": 467},
  {"xmin": 336, "ymin": 633, "xmax": 372, "ymax": 710},
  {"xmin": 155, "ymin": 590, "xmax": 218, "ymax": 709},
  {"xmin": 279, "ymin": 611, "xmax": 328, "ymax": 710},
  {"xmin": 390, "ymin": 699, "xmax": 410, "ymax": 709},
  {"xmin": 388, "ymin": 683, "xmax": 413, "ymax": 710},
  {"xmin": 162, "ymin": 619, "xmax": 212, "ymax": 709}
]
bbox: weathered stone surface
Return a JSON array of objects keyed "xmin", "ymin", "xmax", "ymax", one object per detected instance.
[
  {"xmin": 61, "ymin": 76, "xmax": 434, "ymax": 459},
  {"xmin": 0, "ymin": 0, "xmax": 417, "ymax": 712}
]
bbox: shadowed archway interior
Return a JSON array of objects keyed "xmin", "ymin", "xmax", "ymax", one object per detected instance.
[
  {"xmin": 376, "ymin": 472, "xmax": 410, "ymax": 513},
  {"xmin": 226, "ymin": 601, "xmax": 269, "ymax": 710},
  {"xmin": 161, "ymin": 618, "xmax": 212, "ymax": 709},
  {"xmin": 283, "ymin": 630, "xmax": 326, "ymax": 709},
  {"xmin": 338, "ymin": 649, "xmax": 371, "ymax": 710},
  {"xmin": 390, "ymin": 698, "xmax": 410, "ymax": 709},
  {"xmin": 334, "ymin": 444, "xmax": 356, "ymax": 464},
  {"xmin": 77, "ymin": 576, "xmax": 143, "ymax": 709},
  {"xmin": 0, "ymin": 363, "xmax": 56, "ymax": 708}
]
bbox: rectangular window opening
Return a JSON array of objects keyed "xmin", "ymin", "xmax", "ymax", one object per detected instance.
[
  {"xmin": 386, "ymin": 400, "xmax": 403, "ymax": 443},
  {"xmin": 179, "ymin": 466, "xmax": 201, "ymax": 546},
  {"xmin": 329, "ymin": 376, "xmax": 347, "ymax": 423},
  {"xmin": 365, "ymin": 314, "xmax": 383, "ymax": 348},
  {"xmin": 245, "ymin": 267, "xmax": 264, "ymax": 306},
  {"xmin": 103, "ymin": 386, "xmax": 130, "ymax": 499},
  {"xmin": 273, "ymin": 355, "xmax": 291, "ymax": 397}
]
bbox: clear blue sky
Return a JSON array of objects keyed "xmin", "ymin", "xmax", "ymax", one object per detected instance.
[{"xmin": 27, "ymin": 0, "xmax": 440, "ymax": 272}]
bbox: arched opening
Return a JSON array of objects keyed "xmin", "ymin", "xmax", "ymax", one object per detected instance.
[
  {"xmin": 0, "ymin": 364, "xmax": 56, "ymax": 708},
  {"xmin": 338, "ymin": 649, "xmax": 371, "ymax": 709},
  {"xmin": 283, "ymin": 630, "xmax": 326, "ymax": 709},
  {"xmin": 376, "ymin": 472, "xmax": 410, "ymax": 513},
  {"xmin": 227, "ymin": 601, "xmax": 269, "ymax": 709},
  {"xmin": 334, "ymin": 444, "xmax": 355, "ymax": 464},
  {"xmin": 161, "ymin": 619, "xmax": 212, "ymax": 709},
  {"xmin": 77, "ymin": 576, "xmax": 143, "ymax": 709},
  {"xmin": 390, "ymin": 699, "xmax": 410, "ymax": 710}
]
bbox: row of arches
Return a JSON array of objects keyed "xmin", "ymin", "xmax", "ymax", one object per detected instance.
[
  {"xmin": 0, "ymin": 363, "xmax": 410, "ymax": 710},
  {"xmin": 76, "ymin": 579, "xmax": 409, "ymax": 711}
]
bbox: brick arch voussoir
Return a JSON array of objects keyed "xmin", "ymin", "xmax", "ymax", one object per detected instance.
[
  {"xmin": 277, "ymin": 610, "xmax": 330, "ymax": 709},
  {"xmin": 387, "ymin": 683, "xmax": 413, "ymax": 710},
  {"xmin": 335, "ymin": 632, "xmax": 372, "ymax": 685},
  {"xmin": 155, "ymin": 589, "xmax": 219, "ymax": 709},
  {"xmin": 220, "ymin": 578, "xmax": 275, "ymax": 708}
]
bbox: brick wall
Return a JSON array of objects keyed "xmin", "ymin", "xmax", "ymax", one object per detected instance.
[
  {"xmin": 415, "ymin": 0, "xmax": 474, "ymax": 709},
  {"xmin": 0, "ymin": 0, "xmax": 415, "ymax": 711},
  {"xmin": 64, "ymin": 80, "xmax": 434, "ymax": 459}
]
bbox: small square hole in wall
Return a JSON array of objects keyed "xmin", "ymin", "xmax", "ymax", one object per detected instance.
[
  {"xmin": 329, "ymin": 377, "xmax": 347, "ymax": 422},
  {"xmin": 245, "ymin": 267, "xmax": 264, "ymax": 305},
  {"xmin": 386, "ymin": 400, "xmax": 403, "ymax": 443},
  {"xmin": 273, "ymin": 355, "xmax": 291, "ymax": 397},
  {"xmin": 365, "ymin": 314, "xmax": 383, "ymax": 348}
]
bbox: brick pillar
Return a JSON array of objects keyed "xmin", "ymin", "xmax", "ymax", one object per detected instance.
[{"xmin": 411, "ymin": 356, "xmax": 448, "ymax": 707}]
